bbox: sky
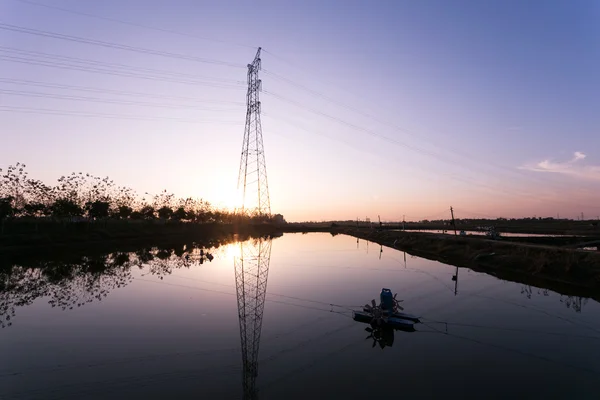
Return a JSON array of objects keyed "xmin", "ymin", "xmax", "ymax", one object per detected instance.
[{"xmin": 1, "ymin": 0, "xmax": 599, "ymax": 221}]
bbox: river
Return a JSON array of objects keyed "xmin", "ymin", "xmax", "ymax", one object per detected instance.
[{"xmin": 1, "ymin": 232, "xmax": 599, "ymax": 399}]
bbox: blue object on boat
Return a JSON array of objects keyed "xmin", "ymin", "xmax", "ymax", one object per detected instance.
[{"xmin": 380, "ymin": 288, "xmax": 394, "ymax": 312}]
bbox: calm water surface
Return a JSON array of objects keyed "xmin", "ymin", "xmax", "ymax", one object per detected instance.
[{"xmin": 2, "ymin": 233, "xmax": 600, "ymax": 399}]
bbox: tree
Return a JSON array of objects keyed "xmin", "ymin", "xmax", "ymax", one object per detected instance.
[
  {"xmin": 23, "ymin": 178, "xmax": 53, "ymax": 216},
  {"xmin": 272, "ymin": 214, "xmax": 287, "ymax": 224},
  {"xmin": 0, "ymin": 163, "xmax": 28, "ymax": 214},
  {"xmin": 85, "ymin": 201, "xmax": 110, "ymax": 220},
  {"xmin": 140, "ymin": 206, "xmax": 155, "ymax": 220},
  {"xmin": 0, "ymin": 197, "xmax": 15, "ymax": 220},
  {"xmin": 51, "ymin": 199, "xmax": 83, "ymax": 219},
  {"xmin": 22, "ymin": 202, "xmax": 49, "ymax": 218},
  {"xmin": 157, "ymin": 206, "xmax": 173, "ymax": 220},
  {"xmin": 115, "ymin": 205, "xmax": 133, "ymax": 219},
  {"xmin": 172, "ymin": 207, "xmax": 187, "ymax": 221}
]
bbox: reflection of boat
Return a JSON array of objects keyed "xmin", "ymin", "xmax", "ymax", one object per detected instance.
[
  {"xmin": 360, "ymin": 307, "xmax": 420, "ymax": 322},
  {"xmin": 353, "ymin": 311, "xmax": 415, "ymax": 332}
]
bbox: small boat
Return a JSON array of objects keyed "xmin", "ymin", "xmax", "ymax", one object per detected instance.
[{"xmin": 353, "ymin": 311, "xmax": 415, "ymax": 332}]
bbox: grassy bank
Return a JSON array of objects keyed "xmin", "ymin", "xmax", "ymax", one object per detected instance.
[{"xmin": 337, "ymin": 227, "xmax": 600, "ymax": 301}]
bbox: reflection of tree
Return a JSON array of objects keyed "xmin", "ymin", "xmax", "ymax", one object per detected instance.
[
  {"xmin": 137, "ymin": 246, "xmax": 215, "ymax": 280},
  {"xmin": 560, "ymin": 295, "xmax": 588, "ymax": 313},
  {"xmin": 0, "ymin": 256, "xmax": 134, "ymax": 329},
  {"xmin": 0, "ymin": 235, "xmax": 261, "ymax": 329},
  {"xmin": 520, "ymin": 285, "xmax": 588, "ymax": 313}
]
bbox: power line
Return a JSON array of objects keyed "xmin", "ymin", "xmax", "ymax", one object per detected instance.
[
  {"xmin": 423, "ymin": 321, "xmax": 599, "ymax": 375},
  {"xmin": 264, "ymin": 91, "xmax": 600, "ymax": 210},
  {"xmin": 263, "ymin": 111, "xmax": 600, "ymax": 210},
  {"xmin": 0, "ymin": 105, "xmax": 244, "ymax": 124},
  {"xmin": 452, "ymin": 208, "xmax": 503, "ymax": 220},
  {"xmin": 263, "ymin": 90, "xmax": 446, "ymax": 159},
  {"xmin": 0, "ymin": 78, "xmax": 245, "ymax": 105},
  {"xmin": 0, "ymin": 46, "xmax": 245, "ymax": 84},
  {"xmin": 263, "ymin": 113, "xmax": 513, "ymax": 201},
  {"xmin": 262, "ymin": 57, "xmax": 590, "ymax": 194},
  {"xmin": 11, "ymin": 0, "xmax": 256, "ymax": 49},
  {"xmin": 0, "ymin": 22, "xmax": 246, "ymax": 68},
  {"xmin": 0, "ymin": 54, "xmax": 246, "ymax": 89},
  {"xmin": 0, "ymin": 88, "xmax": 244, "ymax": 112},
  {"xmin": 420, "ymin": 319, "xmax": 600, "ymax": 340}
]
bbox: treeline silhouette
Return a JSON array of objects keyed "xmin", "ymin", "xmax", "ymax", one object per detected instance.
[{"xmin": 0, "ymin": 163, "xmax": 285, "ymax": 235}]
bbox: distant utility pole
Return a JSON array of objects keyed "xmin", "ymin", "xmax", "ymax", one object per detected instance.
[
  {"xmin": 238, "ymin": 47, "xmax": 270, "ymax": 215},
  {"xmin": 582, "ymin": 212, "xmax": 585, "ymax": 221},
  {"xmin": 452, "ymin": 266, "xmax": 459, "ymax": 296},
  {"xmin": 403, "ymin": 214, "xmax": 405, "ymax": 231},
  {"xmin": 450, "ymin": 206, "xmax": 457, "ymax": 236},
  {"xmin": 378, "ymin": 215, "xmax": 382, "ymax": 228}
]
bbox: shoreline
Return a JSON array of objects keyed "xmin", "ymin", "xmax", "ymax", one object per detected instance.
[{"xmin": 335, "ymin": 227, "xmax": 600, "ymax": 302}]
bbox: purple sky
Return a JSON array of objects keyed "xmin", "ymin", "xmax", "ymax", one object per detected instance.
[{"xmin": 1, "ymin": 0, "xmax": 599, "ymax": 221}]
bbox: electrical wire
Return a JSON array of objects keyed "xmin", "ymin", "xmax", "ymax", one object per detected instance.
[
  {"xmin": 17, "ymin": 0, "xmax": 585, "ymax": 205},
  {"xmin": 263, "ymin": 92, "xmax": 600, "ymax": 211},
  {"xmin": 11, "ymin": 0, "xmax": 256, "ymax": 49},
  {"xmin": 0, "ymin": 22, "xmax": 246, "ymax": 68},
  {"xmin": 465, "ymin": 293, "xmax": 600, "ymax": 336},
  {"xmin": 419, "ymin": 319, "xmax": 600, "ymax": 340},
  {"xmin": 264, "ymin": 111, "xmax": 593, "ymax": 212},
  {"xmin": 0, "ymin": 88, "xmax": 244, "ymax": 112},
  {"xmin": 422, "ymin": 321, "xmax": 599, "ymax": 375},
  {"xmin": 0, "ymin": 46, "xmax": 245, "ymax": 84},
  {"xmin": 0, "ymin": 105, "xmax": 244, "ymax": 124},
  {"xmin": 0, "ymin": 77, "xmax": 245, "ymax": 105},
  {"xmin": 262, "ymin": 52, "xmax": 594, "ymax": 194},
  {"xmin": 0, "ymin": 55, "xmax": 246, "ymax": 89},
  {"xmin": 135, "ymin": 276, "xmax": 354, "ymax": 317},
  {"xmin": 452, "ymin": 208, "xmax": 503, "ymax": 220}
]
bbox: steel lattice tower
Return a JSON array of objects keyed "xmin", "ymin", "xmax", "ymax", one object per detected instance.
[
  {"xmin": 238, "ymin": 47, "xmax": 271, "ymax": 215},
  {"xmin": 234, "ymin": 239, "xmax": 272, "ymax": 399}
]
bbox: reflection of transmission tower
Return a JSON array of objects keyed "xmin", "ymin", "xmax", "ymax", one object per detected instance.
[
  {"xmin": 234, "ymin": 239, "xmax": 272, "ymax": 399},
  {"xmin": 238, "ymin": 47, "xmax": 271, "ymax": 215}
]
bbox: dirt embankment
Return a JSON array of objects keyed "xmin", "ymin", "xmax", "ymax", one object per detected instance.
[{"xmin": 337, "ymin": 227, "xmax": 600, "ymax": 301}]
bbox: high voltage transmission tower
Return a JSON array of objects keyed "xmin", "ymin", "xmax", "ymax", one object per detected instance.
[
  {"xmin": 234, "ymin": 47, "xmax": 273, "ymax": 399},
  {"xmin": 234, "ymin": 239, "xmax": 273, "ymax": 399},
  {"xmin": 238, "ymin": 47, "xmax": 271, "ymax": 215}
]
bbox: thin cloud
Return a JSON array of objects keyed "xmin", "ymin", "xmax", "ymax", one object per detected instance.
[
  {"xmin": 572, "ymin": 152, "xmax": 586, "ymax": 162},
  {"xmin": 520, "ymin": 151, "xmax": 600, "ymax": 181}
]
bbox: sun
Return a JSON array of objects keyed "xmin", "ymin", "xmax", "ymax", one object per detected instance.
[
  {"xmin": 211, "ymin": 180, "xmax": 243, "ymax": 211},
  {"xmin": 224, "ymin": 242, "xmax": 242, "ymax": 261}
]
